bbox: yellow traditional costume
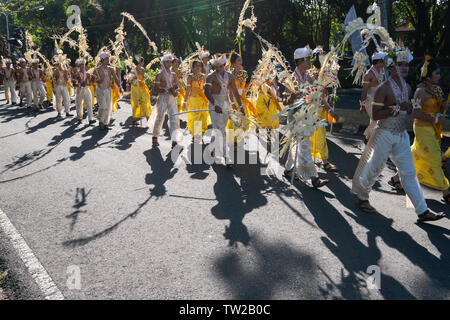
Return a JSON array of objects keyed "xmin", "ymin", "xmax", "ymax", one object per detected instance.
[
  {"xmin": 67, "ymin": 81, "xmax": 73, "ymax": 96},
  {"xmin": 186, "ymin": 73, "xmax": 211, "ymax": 137},
  {"xmin": 226, "ymin": 69, "xmax": 257, "ymax": 143},
  {"xmin": 255, "ymin": 82, "xmax": 282, "ymax": 129},
  {"xmin": 89, "ymin": 83, "xmax": 96, "ymax": 108},
  {"xmin": 130, "ymin": 72, "xmax": 151, "ymax": 119},
  {"xmin": 411, "ymin": 85, "xmax": 449, "ymax": 191},
  {"xmin": 45, "ymin": 77, "xmax": 53, "ymax": 102},
  {"xmin": 310, "ymin": 97, "xmax": 336, "ymax": 161},
  {"xmin": 112, "ymin": 83, "xmax": 120, "ymax": 112},
  {"xmin": 176, "ymin": 70, "xmax": 185, "ymax": 113}
]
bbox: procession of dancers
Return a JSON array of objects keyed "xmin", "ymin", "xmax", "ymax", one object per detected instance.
[{"xmin": 0, "ymin": 3, "xmax": 448, "ymax": 224}]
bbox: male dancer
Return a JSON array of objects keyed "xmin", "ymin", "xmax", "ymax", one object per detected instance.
[
  {"xmin": 352, "ymin": 49, "xmax": 445, "ymax": 222},
  {"xmin": 152, "ymin": 53, "xmax": 180, "ymax": 147},
  {"xmin": 360, "ymin": 51, "xmax": 387, "ymax": 141},
  {"xmin": 204, "ymin": 54, "xmax": 244, "ymax": 166},
  {"xmin": 53, "ymin": 60, "xmax": 72, "ymax": 119},
  {"xmin": 30, "ymin": 59, "xmax": 47, "ymax": 111},
  {"xmin": 73, "ymin": 59, "xmax": 96, "ymax": 125},
  {"xmin": 94, "ymin": 52, "xmax": 122, "ymax": 130},
  {"xmin": 284, "ymin": 46, "xmax": 329, "ymax": 188},
  {"xmin": 1, "ymin": 59, "xmax": 17, "ymax": 105},
  {"xmin": 16, "ymin": 58, "xmax": 33, "ymax": 109}
]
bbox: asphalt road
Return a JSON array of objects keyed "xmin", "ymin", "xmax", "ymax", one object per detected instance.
[{"xmin": 0, "ymin": 91, "xmax": 449, "ymax": 300}]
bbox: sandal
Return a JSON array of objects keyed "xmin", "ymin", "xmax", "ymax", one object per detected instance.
[
  {"xmin": 388, "ymin": 176, "xmax": 404, "ymax": 192},
  {"xmin": 311, "ymin": 177, "xmax": 329, "ymax": 188},
  {"xmin": 417, "ymin": 210, "xmax": 445, "ymax": 223},
  {"xmin": 152, "ymin": 137, "xmax": 159, "ymax": 147},
  {"xmin": 284, "ymin": 169, "xmax": 299, "ymax": 181},
  {"xmin": 358, "ymin": 200, "xmax": 378, "ymax": 213},
  {"xmin": 323, "ymin": 162, "xmax": 338, "ymax": 173},
  {"xmin": 443, "ymin": 193, "xmax": 450, "ymax": 204}
]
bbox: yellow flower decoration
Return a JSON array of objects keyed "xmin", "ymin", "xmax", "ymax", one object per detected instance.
[{"xmin": 421, "ymin": 55, "xmax": 432, "ymax": 79}]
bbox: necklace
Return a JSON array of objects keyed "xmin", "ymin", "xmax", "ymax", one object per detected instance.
[
  {"xmin": 295, "ymin": 68, "xmax": 308, "ymax": 84},
  {"xmin": 389, "ymin": 76, "xmax": 408, "ymax": 104},
  {"xmin": 371, "ymin": 66, "xmax": 384, "ymax": 84},
  {"xmin": 216, "ymin": 71, "xmax": 228, "ymax": 89}
]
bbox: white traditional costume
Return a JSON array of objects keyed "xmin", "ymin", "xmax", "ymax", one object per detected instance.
[
  {"xmin": 31, "ymin": 59, "xmax": 47, "ymax": 108},
  {"xmin": 363, "ymin": 51, "xmax": 387, "ymax": 140},
  {"xmin": 75, "ymin": 59, "xmax": 94, "ymax": 123},
  {"xmin": 153, "ymin": 53, "xmax": 180, "ymax": 143},
  {"xmin": 352, "ymin": 50, "xmax": 429, "ymax": 215},
  {"xmin": 208, "ymin": 55, "xmax": 232, "ymax": 161},
  {"xmin": 2, "ymin": 59, "xmax": 17, "ymax": 104},
  {"xmin": 285, "ymin": 46, "xmax": 319, "ymax": 181}
]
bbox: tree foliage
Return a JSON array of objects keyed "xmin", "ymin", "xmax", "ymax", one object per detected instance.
[{"xmin": 0, "ymin": 0, "xmax": 448, "ymax": 69}]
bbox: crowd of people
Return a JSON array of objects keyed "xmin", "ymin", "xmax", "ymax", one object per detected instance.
[{"xmin": 0, "ymin": 6, "xmax": 449, "ymax": 226}]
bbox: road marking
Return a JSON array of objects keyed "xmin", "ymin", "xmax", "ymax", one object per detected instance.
[{"xmin": 0, "ymin": 207, "xmax": 64, "ymax": 300}]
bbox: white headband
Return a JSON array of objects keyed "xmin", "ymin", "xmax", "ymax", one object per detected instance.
[
  {"xmin": 210, "ymin": 57, "xmax": 227, "ymax": 66},
  {"xmin": 161, "ymin": 54, "xmax": 174, "ymax": 62},
  {"xmin": 294, "ymin": 46, "xmax": 311, "ymax": 60},
  {"xmin": 372, "ymin": 51, "xmax": 387, "ymax": 61},
  {"xmin": 76, "ymin": 59, "xmax": 86, "ymax": 65}
]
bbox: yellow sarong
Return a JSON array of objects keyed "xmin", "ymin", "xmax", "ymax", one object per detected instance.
[
  {"xmin": 89, "ymin": 84, "xmax": 96, "ymax": 108},
  {"xmin": 130, "ymin": 77, "xmax": 151, "ymax": 119},
  {"xmin": 112, "ymin": 84, "xmax": 120, "ymax": 112},
  {"xmin": 186, "ymin": 77, "xmax": 211, "ymax": 136},
  {"xmin": 411, "ymin": 96, "xmax": 449, "ymax": 191},
  {"xmin": 177, "ymin": 76, "xmax": 185, "ymax": 113},
  {"xmin": 45, "ymin": 80, "xmax": 53, "ymax": 101},
  {"xmin": 310, "ymin": 108, "xmax": 329, "ymax": 161},
  {"xmin": 255, "ymin": 91, "xmax": 280, "ymax": 129},
  {"xmin": 412, "ymin": 125, "xmax": 449, "ymax": 191},
  {"xmin": 226, "ymin": 80, "xmax": 257, "ymax": 143},
  {"xmin": 67, "ymin": 81, "xmax": 72, "ymax": 96}
]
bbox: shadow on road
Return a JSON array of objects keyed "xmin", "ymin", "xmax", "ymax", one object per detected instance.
[
  {"xmin": 210, "ymin": 151, "xmax": 277, "ymax": 247},
  {"xmin": 69, "ymin": 127, "xmax": 110, "ymax": 161},
  {"xmin": 213, "ymin": 235, "xmax": 322, "ymax": 299},
  {"xmin": 289, "ymin": 136, "xmax": 450, "ymax": 299},
  {"xmin": 144, "ymin": 147, "xmax": 179, "ymax": 198},
  {"xmin": 66, "ymin": 187, "xmax": 91, "ymax": 232}
]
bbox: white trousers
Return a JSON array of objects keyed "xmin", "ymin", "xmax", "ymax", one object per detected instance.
[
  {"xmin": 31, "ymin": 80, "xmax": 46, "ymax": 106},
  {"xmin": 75, "ymin": 86, "xmax": 93, "ymax": 121},
  {"xmin": 352, "ymin": 129, "xmax": 428, "ymax": 215},
  {"xmin": 54, "ymin": 84, "xmax": 70, "ymax": 114},
  {"xmin": 4, "ymin": 80, "xmax": 17, "ymax": 103},
  {"xmin": 209, "ymin": 95, "xmax": 231, "ymax": 158},
  {"xmin": 19, "ymin": 81, "xmax": 33, "ymax": 108},
  {"xmin": 97, "ymin": 87, "xmax": 112, "ymax": 125},
  {"xmin": 153, "ymin": 94, "xmax": 179, "ymax": 141},
  {"xmin": 285, "ymin": 138, "xmax": 318, "ymax": 181}
]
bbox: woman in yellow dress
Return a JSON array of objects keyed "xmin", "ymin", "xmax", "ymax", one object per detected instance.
[
  {"xmin": 172, "ymin": 58, "xmax": 185, "ymax": 113},
  {"xmin": 44, "ymin": 69, "xmax": 53, "ymax": 108},
  {"xmin": 130, "ymin": 57, "xmax": 152, "ymax": 125},
  {"xmin": 183, "ymin": 60, "xmax": 211, "ymax": 144},
  {"xmin": 255, "ymin": 78, "xmax": 282, "ymax": 130},
  {"xmin": 410, "ymin": 58, "xmax": 450, "ymax": 203},
  {"xmin": 309, "ymin": 93, "xmax": 339, "ymax": 172},
  {"xmin": 226, "ymin": 52, "xmax": 257, "ymax": 144},
  {"xmin": 109, "ymin": 57, "xmax": 121, "ymax": 125},
  {"xmin": 308, "ymin": 48, "xmax": 339, "ymax": 172}
]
